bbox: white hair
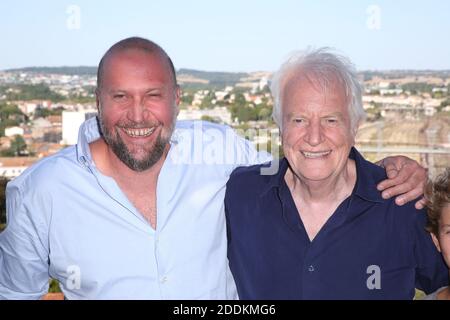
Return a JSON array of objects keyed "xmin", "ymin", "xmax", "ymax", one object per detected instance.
[{"xmin": 270, "ymin": 47, "xmax": 366, "ymax": 134}]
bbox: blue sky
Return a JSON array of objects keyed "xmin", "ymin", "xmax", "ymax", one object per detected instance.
[{"xmin": 1, "ymin": 0, "xmax": 449, "ymax": 72}]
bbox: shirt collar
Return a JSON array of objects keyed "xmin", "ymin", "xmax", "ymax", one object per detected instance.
[
  {"xmin": 350, "ymin": 147, "xmax": 385, "ymax": 204},
  {"xmin": 259, "ymin": 157, "xmax": 290, "ymax": 196},
  {"xmin": 76, "ymin": 116, "xmax": 102, "ymax": 167},
  {"xmin": 260, "ymin": 147, "xmax": 384, "ymax": 204}
]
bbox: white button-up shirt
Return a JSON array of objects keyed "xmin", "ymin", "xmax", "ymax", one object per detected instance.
[{"xmin": 0, "ymin": 117, "xmax": 269, "ymax": 299}]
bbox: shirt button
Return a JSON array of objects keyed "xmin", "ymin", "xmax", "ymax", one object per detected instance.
[
  {"xmin": 160, "ymin": 276, "xmax": 168, "ymax": 284},
  {"xmin": 308, "ymin": 265, "xmax": 315, "ymax": 272}
]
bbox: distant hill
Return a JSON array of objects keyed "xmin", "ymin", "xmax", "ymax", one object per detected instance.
[
  {"xmin": 6, "ymin": 67, "xmax": 449, "ymax": 80},
  {"xmin": 4, "ymin": 67, "xmax": 249, "ymax": 86},
  {"xmin": 8, "ymin": 66, "xmax": 447, "ymax": 90},
  {"xmin": 360, "ymin": 70, "xmax": 450, "ymax": 81},
  {"xmin": 177, "ymin": 68, "xmax": 250, "ymax": 90},
  {"xmin": 177, "ymin": 68, "xmax": 248, "ymax": 85},
  {"xmin": 5, "ymin": 66, "xmax": 97, "ymax": 76}
]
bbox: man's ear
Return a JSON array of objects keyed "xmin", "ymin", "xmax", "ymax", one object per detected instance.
[{"xmin": 431, "ymin": 233, "xmax": 441, "ymax": 252}]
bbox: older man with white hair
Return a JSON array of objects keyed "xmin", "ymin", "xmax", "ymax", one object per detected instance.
[
  {"xmin": 0, "ymin": 37, "xmax": 434, "ymax": 299},
  {"xmin": 225, "ymin": 48, "xmax": 449, "ymax": 299}
]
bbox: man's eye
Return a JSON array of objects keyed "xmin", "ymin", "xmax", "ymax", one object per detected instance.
[
  {"xmin": 113, "ymin": 94, "xmax": 126, "ymax": 100},
  {"xmin": 294, "ymin": 118, "xmax": 305, "ymax": 124},
  {"xmin": 325, "ymin": 118, "xmax": 338, "ymax": 125}
]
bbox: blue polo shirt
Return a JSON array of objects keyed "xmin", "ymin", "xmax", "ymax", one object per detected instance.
[{"xmin": 225, "ymin": 148, "xmax": 448, "ymax": 300}]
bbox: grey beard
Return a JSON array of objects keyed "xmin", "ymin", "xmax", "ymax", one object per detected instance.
[{"xmin": 98, "ymin": 117, "xmax": 169, "ymax": 172}]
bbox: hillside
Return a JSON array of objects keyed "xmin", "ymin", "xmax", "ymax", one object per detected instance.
[
  {"xmin": 5, "ymin": 66, "xmax": 97, "ymax": 76},
  {"xmin": 4, "ymin": 66, "xmax": 251, "ymax": 89}
]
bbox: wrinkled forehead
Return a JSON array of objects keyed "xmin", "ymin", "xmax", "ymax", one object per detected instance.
[{"xmin": 281, "ymin": 66, "xmax": 349, "ymax": 103}]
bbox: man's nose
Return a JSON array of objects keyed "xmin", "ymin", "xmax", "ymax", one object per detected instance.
[
  {"xmin": 304, "ymin": 121, "xmax": 324, "ymax": 146},
  {"xmin": 127, "ymin": 98, "xmax": 149, "ymax": 123}
]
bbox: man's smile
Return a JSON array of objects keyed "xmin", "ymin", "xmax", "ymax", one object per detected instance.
[
  {"xmin": 301, "ymin": 150, "xmax": 332, "ymax": 159},
  {"xmin": 121, "ymin": 126, "xmax": 156, "ymax": 138}
]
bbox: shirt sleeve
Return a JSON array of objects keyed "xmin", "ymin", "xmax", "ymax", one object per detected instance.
[
  {"xmin": 413, "ymin": 211, "xmax": 449, "ymax": 294},
  {"xmin": 230, "ymin": 130, "xmax": 273, "ymax": 168},
  {"xmin": 0, "ymin": 183, "xmax": 50, "ymax": 300}
]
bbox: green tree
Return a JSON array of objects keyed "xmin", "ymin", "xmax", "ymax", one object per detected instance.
[
  {"xmin": 0, "ymin": 84, "xmax": 65, "ymax": 102},
  {"xmin": 234, "ymin": 93, "xmax": 246, "ymax": 108},
  {"xmin": 33, "ymin": 106, "xmax": 64, "ymax": 119},
  {"xmin": 200, "ymin": 91, "xmax": 215, "ymax": 109},
  {"xmin": 200, "ymin": 115, "xmax": 219, "ymax": 123},
  {"xmin": 401, "ymin": 82, "xmax": 434, "ymax": 94},
  {"xmin": 180, "ymin": 94, "xmax": 194, "ymax": 106},
  {"xmin": 229, "ymin": 92, "xmax": 250, "ymax": 122},
  {"xmin": 66, "ymin": 94, "xmax": 96, "ymax": 104},
  {"xmin": 0, "ymin": 119, "xmax": 21, "ymax": 137},
  {"xmin": 440, "ymin": 99, "xmax": 450, "ymax": 108},
  {"xmin": 432, "ymin": 91, "xmax": 444, "ymax": 99},
  {"xmin": 258, "ymin": 107, "xmax": 272, "ymax": 120},
  {"xmin": 0, "ymin": 177, "xmax": 8, "ymax": 227},
  {"xmin": 0, "ymin": 104, "xmax": 23, "ymax": 118},
  {"xmin": 5, "ymin": 135, "xmax": 28, "ymax": 156},
  {"xmin": 0, "ymin": 103, "xmax": 25, "ymax": 137},
  {"xmin": 236, "ymin": 106, "xmax": 258, "ymax": 122}
]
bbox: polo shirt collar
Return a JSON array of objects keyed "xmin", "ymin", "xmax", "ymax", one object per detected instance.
[
  {"xmin": 260, "ymin": 147, "xmax": 384, "ymax": 204},
  {"xmin": 350, "ymin": 147, "xmax": 385, "ymax": 204},
  {"xmin": 259, "ymin": 157, "xmax": 290, "ymax": 196}
]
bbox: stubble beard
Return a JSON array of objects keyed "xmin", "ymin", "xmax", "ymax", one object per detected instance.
[{"xmin": 98, "ymin": 114, "xmax": 173, "ymax": 172}]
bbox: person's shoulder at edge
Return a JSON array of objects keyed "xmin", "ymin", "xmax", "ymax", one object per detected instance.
[
  {"xmin": 226, "ymin": 160, "xmax": 276, "ymax": 199},
  {"xmin": 175, "ymin": 119, "xmax": 230, "ymax": 130},
  {"xmin": 174, "ymin": 120, "xmax": 248, "ymax": 144},
  {"xmin": 174, "ymin": 120, "xmax": 271, "ymax": 167}
]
